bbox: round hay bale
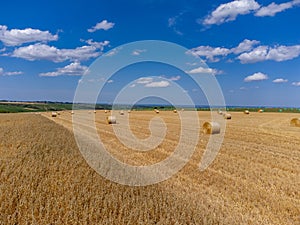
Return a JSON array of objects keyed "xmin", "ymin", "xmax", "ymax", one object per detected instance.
[
  {"xmin": 127, "ymin": 110, "xmax": 131, "ymax": 113},
  {"xmin": 154, "ymin": 109, "xmax": 159, "ymax": 114},
  {"xmin": 119, "ymin": 110, "xmax": 124, "ymax": 115},
  {"xmin": 94, "ymin": 110, "xmax": 97, "ymax": 113},
  {"xmin": 71, "ymin": 111, "xmax": 74, "ymax": 114},
  {"xmin": 258, "ymin": 109, "xmax": 264, "ymax": 113},
  {"xmin": 173, "ymin": 109, "xmax": 177, "ymax": 113},
  {"xmin": 51, "ymin": 112, "xmax": 57, "ymax": 117},
  {"xmin": 244, "ymin": 110, "xmax": 250, "ymax": 114},
  {"xmin": 107, "ymin": 116, "xmax": 116, "ymax": 124},
  {"xmin": 202, "ymin": 122, "xmax": 221, "ymax": 134},
  {"xmin": 218, "ymin": 110, "xmax": 223, "ymax": 115},
  {"xmin": 104, "ymin": 110, "xmax": 108, "ymax": 113},
  {"xmin": 223, "ymin": 113, "xmax": 232, "ymax": 119},
  {"xmin": 290, "ymin": 118, "xmax": 300, "ymax": 127}
]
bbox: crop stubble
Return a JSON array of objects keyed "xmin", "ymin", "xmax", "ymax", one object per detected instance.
[{"xmin": 0, "ymin": 111, "xmax": 299, "ymax": 224}]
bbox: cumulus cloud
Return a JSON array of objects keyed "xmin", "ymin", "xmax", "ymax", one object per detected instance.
[
  {"xmin": 203, "ymin": 0, "xmax": 260, "ymax": 25},
  {"xmin": 238, "ymin": 46, "xmax": 269, "ymax": 63},
  {"xmin": 107, "ymin": 79, "xmax": 114, "ymax": 83},
  {"xmin": 87, "ymin": 20, "xmax": 114, "ymax": 32},
  {"xmin": 169, "ymin": 75, "xmax": 181, "ymax": 81},
  {"xmin": 187, "ymin": 46, "xmax": 231, "ymax": 62},
  {"xmin": 136, "ymin": 77, "xmax": 153, "ymax": 84},
  {"xmin": 133, "ymin": 77, "xmax": 170, "ymax": 88},
  {"xmin": 189, "ymin": 41, "xmax": 300, "ymax": 64},
  {"xmin": 186, "ymin": 66, "xmax": 222, "ymax": 75},
  {"xmin": 231, "ymin": 39, "xmax": 260, "ymax": 54},
  {"xmin": 201, "ymin": 0, "xmax": 300, "ymax": 26},
  {"xmin": 144, "ymin": 80, "xmax": 170, "ymax": 88},
  {"xmin": 0, "ymin": 25, "xmax": 58, "ymax": 46},
  {"xmin": 244, "ymin": 72, "xmax": 268, "ymax": 82},
  {"xmin": 131, "ymin": 49, "xmax": 146, "ymax": 56},
  {"xmin": 12, "ymin": 41, "xmax": 109, "ymax": 62},
  {"xmin": 39, "ymin": 62, "xmax": 88, "ymax": 77},
  {"xmin": 188, "ymin": 39, "xmax": 260, "ymax": 62},
  {"xmin": 292, "ymin": 81, "xmax": 300, "ymax": 86},
  {"xmin": 0, "ymin": 67, "xmax": 23, "ymax": 76},
  {"xmin": 238, "ymin": 45, "xmax": 300, "ymax": 63},
  {"xmin": 272, "ymin": 78, "xmax": 288, "ymax": 83},
  {"xmin": 255, "ymin": 0, "xmax": 300, "ymax": 17}
]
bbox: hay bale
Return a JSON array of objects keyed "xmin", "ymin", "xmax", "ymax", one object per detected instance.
[
  {"xmin": 154, "ymin": 109, "xmax": 159, "ymax": 114},
  {"xmin": 181, "ymin": 108, "xmax": 184, "ymax": 111},
  {"xmin": 106, "ymin": 116, "xmax": 116, "ymax": 124},
  {"xmin": 120, "ymin": 110, "xmax": 124, "ymax": 115},
  {"xmin": 173, "ymin": 109, "xmax": 177, "ymax": 113},
  {"xmin": 57, "ymin": 112, "xmax": 61, "ymax": 115},
  {"xmin": 51, "ymin": 112, "xmax": 57, "ymax": 117},
  {"xmin": 244, "ymin": 110, "xmax": 250, "ymax": 114},
  {"xmin": 218, "ymin": 109, "xmax": 225, "ymax": 115},
  {"xmin": 71, "ymin": 111, "xmax": 74, "ymax": 114},
  {"xmin": 202, "ymin": 122, "xmax": 221, "ymax": 134},
  {"xmin": 223, "ymin": 113, "xmax": 232, "ymax": 119},
  {"xmin": 104, "ymin": 110, "xmax": 108, "ymax": 113},
  {"xmin": 258, "ymin": 109, "xmax": 264, "ymax": 113},
  {"xmin": 94, "ymin": 110, "xmax": 97, "ymax": 113},
  {"xmin": 127, "ymin": 110, "xmax": 131, "ymax": 113},
  {"xmin": 290, "ymin": 118, "xmax": 300, "ymax": 127}
]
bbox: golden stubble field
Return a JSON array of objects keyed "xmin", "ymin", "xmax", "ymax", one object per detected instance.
[{"xmin": 0, "ymin": 110, "xmax": 299, "ymax": 224}]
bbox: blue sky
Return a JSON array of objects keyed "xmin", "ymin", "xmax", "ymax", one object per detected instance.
[{"xmin": 0, "ymin": 0, "xmax": 300, "ymax": 107}]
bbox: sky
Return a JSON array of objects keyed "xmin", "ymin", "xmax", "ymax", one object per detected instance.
[{"xmin": 0, "ymin": 0, "xmax": 300, "ymax": 107}]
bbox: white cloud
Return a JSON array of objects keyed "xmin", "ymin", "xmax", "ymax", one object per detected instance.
[
  {"xmin": 190, "ymin": 41, "xmax": 300, "ymax": 64},
  {"xmin": 145, "ymin": 80, "xmax": 170, "ymax": 88},
  {"xmin": 238, "ymin": 46, "xmax": 269, "ymax": 63},
  {"xmin": 203, "ymin": 0, "xmax": 260, "ymax": 25},
  {"xmin": 4, "ymin": 71, "xmax": 23, "ymax": 76},
  {"xmin": 87, "ymin": 20, "xmax": 115, "ymax": 32},
  {"xmin": 231, "ymin": 39, "xmax": 260, "ymax": 54},
  {"xmin": 168, "ymin": 12, "xmax": 185, "ymax": 35},
  {"xmin": 136, "ymin": 77, "xmax": 153, "ymax": 84},
  {"xmin": 82, "ymin": 39, "xmax": 110, "ymax": 48},
  {"xmin": 273, "ymin": 78, "xmax": 288, "ymax": 83},
  {"xmin": 244, "ymin": 72, "xmax": 268, "ymax": 82},
  {"xmin": 169, "ymin": 75, "xmax": 181, "ymax": 81},
  {"xmin": 39, "ymin": 62, "xmax": 88, "ymax": 77},
  {"xmin": 12, "ymin": 41, "xmax": 109, "ymax": 62},
  {"xmin": 186, "ymin": 66, "xmax": 222, "ymax": 75},
  {"xmin": 131, "ymin": 49, "xmax": 146, "ymax": 56},
  {"xmin": 107, "ymin": 79, "xmax": 114, "ymax": 83},
  {"xmin": 292, "ymin": 81, "xmax": 300, "ymax": 86},
  {"xmin": 267, "ymin": 45, "xmax": 300, "ymax": 61},
  {"xmin": 104, "ymin": 47, "xmax": 121, "ymax": 57},
  {"xmin": 187, "ymin": 46, "xmax": 230, "ymax": 62},
  {"xmin": 0, "ymin": 67, "xmax": 23, "ymax": 76},
  {"xmin": 133, "ymin": 77, "xmax": 171, "ymax": 88},
  {"xmin": 255, "ymin": 0, "xmax": 300, "ymax": 17},
  {"xmin": 238, "ymin": 45, "xmax": 300, "ymax": 63},
  {"xmin": 0, "ymin": 25, "xmax": 58, "ymax": 46}
]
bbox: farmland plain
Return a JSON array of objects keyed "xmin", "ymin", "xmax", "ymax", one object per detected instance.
[{"xmin": 0, "ymin": 111, "xmax": 299, "ymax": 224}]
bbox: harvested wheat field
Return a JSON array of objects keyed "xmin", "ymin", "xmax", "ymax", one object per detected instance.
[{"xmin": 0, "ymin": 111, "xmax": 299, "ymax": 224}]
